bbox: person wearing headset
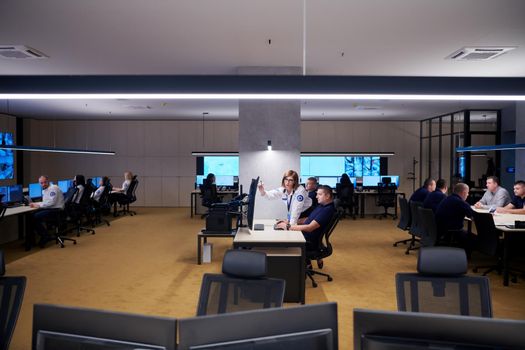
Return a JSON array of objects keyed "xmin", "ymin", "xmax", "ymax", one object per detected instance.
[{"xmin": 258, "ymin": 169, "xmax": 312, "ymax": 225}]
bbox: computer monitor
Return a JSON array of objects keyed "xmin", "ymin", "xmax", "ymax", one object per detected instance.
[
  {"xmin": 196, "ymin": 175, "xmax": 205, "ymax": 186},
  {"xmin": 178, "ymin": 302, "xmax": 338, "ymax": 350},
  {"xmin": 215, "ymin": 175, "xmax": 234, "ymax": 187},
  {"xmin": 381, "ymin": 176, "xmax": 399, "ymax": 188},
  {"xmin": 350, "ymin": 177, "xmax": 357, "ymax": 185},
  {"xmin": 29, "ymin": 183, "xmax": 42, "ymax": 199},
  {"xmin": 7, "ymin": 184, "xmax": 23, "ymax": 203},
  {"xmin": 37, "ymin": 330, "xmax": 167, "ymax": 350},
  {"xmin": 188, "ymin": 329, "xmax": 333, "ymax": 349},
  {"xmin": 0, "ymin": 186, "xmax": 7, "ymax": 203},
  {"xmin": 362, "ymin": 176, "xmax": 381, "ymax": 188},
  {"xmin": 58, "ymin": 180, "xmax": 72, "ymax": 194},
  {"xmin": 91, "ymin": 177, "xmax": 102, "ymax": 188},
  {"xmin": 32, "ymin": 304, "xmax": 177, "ymax": 350},
  {"xmin": 318, "ymin": 177, "xmax": 338, "ymax": 188},
  {"xmin": 354, "ymin": 308, "xmax": 525, "ymax": 350},
  {"xmin": 246, "ymin": 177, "xmax": 259, "ymax": 230}
]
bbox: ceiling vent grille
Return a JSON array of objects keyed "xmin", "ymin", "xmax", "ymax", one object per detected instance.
[
  {"xmin": 0, "ymin": 45, "xmax": 48, "ymax": 59},
  {"xmin": 446, "ymin": 47, "xmax": 516, "ymax": 61}
]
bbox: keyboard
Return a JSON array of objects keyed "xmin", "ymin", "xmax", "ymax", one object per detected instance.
[{"xmin": 273, "ymin": 223, "xmax": 284, "ymax": 231}]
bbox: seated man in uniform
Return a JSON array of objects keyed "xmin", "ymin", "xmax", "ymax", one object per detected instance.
[
  {"xmin": 423, "ymin": 178, "xmax": 448, "ymax": 213},
  {"xmin": 496, "ymin": 180, "xmax": 525, "ymax": 214},
  {"xmin": 276, "ymin": 185, "xmax": 336, "ymax": 267},
  {"xmin": 300, "ymin": 177, "xmax": 319, "ymax": 218},
  {"xmin": 435, "ymin": 183, "xmax": 474, "ymax": 256},
  {"xmin": 474, "ymin": 176, "xmax": 511, "ymax": 209},
  {"xmin": 30, "ymin": 175, "xmax": 65, "ymax": 247},
  {"xmin": 410, "ymin": 178, "xmax": 436, "ymax": 203}
]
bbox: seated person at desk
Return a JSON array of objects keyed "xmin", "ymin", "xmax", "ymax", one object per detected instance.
[
  {"xmin": 91, "ymin": 176, "xmax": 109, "ymax": 202},
  {"xmin": 276, "ymin": 185, "xmax": 335, "ymax": 265},
  {"xmin": 409, "ymin": 178, "xmax": 435, "ymax": 203},
  {"xmin": 258, "ymin": 170, "xmax": 312, "ymax": 225},
  {"xmin": 300, "ymin": 177, "xmax": 319, "ymax": 218},
  {"xmin": 200, "ymin": 173, "xmax": 222, "ymax": 207},
  {"xmin": 496, "ymin": 180, "xmax": 525, "ymax": 214},
  {"xmin": 474, "ymin": 176, "xmax": 511, "ymax": 209},
  {"xmin": 435, "ymin": 183, "xmax": 474, "ymax": 255},
  {"xmin": 423, "ymin": 178, "xmax": 447, "ymax": 213},
  {"xmin": 29, "ymin": 175, "xmax": 65, "ymax": 246},
  {"xmin": 109, "ymin": 171, "xmax": 133, "ymax": 214}
]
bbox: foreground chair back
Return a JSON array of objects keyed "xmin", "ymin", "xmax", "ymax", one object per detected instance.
[
  {"xmin": 197, "ymin": 250, "xmax": 285, "ymax": 316},
  {"xmin": 0, "ymin": 251, "xmax": 27, "ymax": 350},
  {"xmin": 396, "ymin": 247, "xmax": 492, "ymax": 318}
]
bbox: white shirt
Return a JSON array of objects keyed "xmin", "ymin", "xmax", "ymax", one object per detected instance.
[
  {"xmin": 71, "ymin": 184, "xmax": 85, "ymax": 204},
  {"xmin": 262, "ymin": 185, "xmax": 312, "ymax": 225},
  {"xmin": 91, "ymin": 186, "xmax": 105, "ymax": 202},
  {"xmin": 38, "ymin": 184, "xmax": 65, "ymax": 209},
  {"xmin": 121, "ymin": 180, "xmax": 131, "ymax": 193}
]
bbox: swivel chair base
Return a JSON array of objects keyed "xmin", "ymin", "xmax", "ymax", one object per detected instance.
[
  {"xmin": 54, "ymin": 235, "xmax": 77, "ymax": 248},
  {"xmin": 405, "ymin": 236, "xmax": 421, "ymax": 255},
  {"xmin": 473, "ymin": 261, "xmax": 523, "ymax": 284},
  {"xmin": 306, "ymin": 268, "xmax": 333, "ymax": 288},
  {"xmin": 393, "ymin": 237, "xmax": 412, "ymax": 247}
]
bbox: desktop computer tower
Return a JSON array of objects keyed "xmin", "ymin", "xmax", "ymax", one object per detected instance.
[{"xmin": 202, "ymin": 204, "xmax": 233, "ymax": 235}]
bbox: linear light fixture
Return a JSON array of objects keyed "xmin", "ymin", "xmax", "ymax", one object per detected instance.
[
  {"xmin": 301, "ymin": 152, "xmax": 395, "ymax": 156},
  {"xmin": 1, "ymin": 93, "xmax": 524, "ymax": 101},
  {"xmin": 0, "ymin": 145, "xmax": 116, "ymax": 155},
  {"xmin": 191, "ymin": 151, "xmax": 238, "ymax": 156},
  {"xmin": 456, "ymin": 144, "xmax": 525, "ymax": 152}
]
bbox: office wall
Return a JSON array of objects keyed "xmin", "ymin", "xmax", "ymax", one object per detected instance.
[
  {"xmin": 516, "ymin": 102, "xmax": 525, "ymax": 181},
  {"xmin": 500, "ymin": 104, "xmax": 516, "ymax": 188},
  {"xmin": 24, "ymin": 119, "xmax": 420, "ymax": 206}
]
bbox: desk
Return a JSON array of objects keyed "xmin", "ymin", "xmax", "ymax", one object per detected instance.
[
  {"xmin": 4, "ymin": 206, "xmax": 38, "ymax": 249},
  {"xmin": 190, "ymin": 190, "xmax": 238, "ymax": 218},
  {"xmin": 353, "ymin": 191, "xmax": 405, "ymax": 218},
  {"xmin": 196, "ymin": 231, "xmax": 236, "ymax": 265},
  {"xmin": 233, "ymin": 219, "xmax": 306, "ymax": 304},
  {"xmin": 472, "ymin": 208, "xmax": 525, "ymax": 286}
]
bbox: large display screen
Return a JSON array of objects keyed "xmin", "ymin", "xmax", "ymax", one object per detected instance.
[
  {"xmin": 301, "ymin": 156, "xmax": 381, "ymax": 178},
  {"xmin": 203, "ymin": 156, "xmax": 239, "ymax": 176},
  {"xmin": 344, "ymin": 156, "xmax": 380, "ymax": 177},
  {"xmin": 0, "ymin": 132, "xmax": 14, "ymax": 180}
]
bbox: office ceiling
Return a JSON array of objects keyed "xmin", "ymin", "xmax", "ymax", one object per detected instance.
[{"xmin": 0, "ymin": 0, "xmax": 523, "ymax": 120}]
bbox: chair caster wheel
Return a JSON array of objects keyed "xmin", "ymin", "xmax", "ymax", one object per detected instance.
[
  {"xmin": 312, "ymin": 283, "xmax": 318, "ymax": 288},
  {"xmin": 393, "ymin": 243, "xmax": 398, "ymax": 247},
  {"xmin": 405, "ymin": 251, "xmax": 410, "ymax": 255},
  {"xmin": 328, "ymin": 277, "xmax": 333, "ymax": 282},
  {"xmin": 60, "ymin": 245, "xmax": 65, "ymax": 248}
]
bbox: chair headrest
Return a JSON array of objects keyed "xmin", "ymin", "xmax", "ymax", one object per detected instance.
[
  {"xmin": 222, "ymin": 250, "xmax": 267, "ymax": 278},
  {"xmin": 417, "ymin": 247, "xmax": 467, "ymax": 276}
]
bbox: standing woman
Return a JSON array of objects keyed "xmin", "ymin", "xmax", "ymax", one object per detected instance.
[{"xmin": 258, "ymin": 170, "xmax": 312, "ymax": 225}]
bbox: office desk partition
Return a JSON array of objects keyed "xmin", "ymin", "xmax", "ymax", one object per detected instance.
[
  {"xmin": 233, "ymin": 219, "xmax": 306, "ymax": 304},
  {"xmin": 190, "ymin": 190, "xmax": 238, "ymax": 218}
]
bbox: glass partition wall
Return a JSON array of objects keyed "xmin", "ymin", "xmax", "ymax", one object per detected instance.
[{"xmin": 420, "ymin": 110, "xmax": 501, "ymax": 191}]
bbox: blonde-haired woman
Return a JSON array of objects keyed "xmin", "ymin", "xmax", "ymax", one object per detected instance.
[
  {"xmin": 258, "ymin": 170, "xmax": 312, "ymax": 225},
  {"xmin": 109, "ymin": 171, "xmax": 133, "ymax": 216}
]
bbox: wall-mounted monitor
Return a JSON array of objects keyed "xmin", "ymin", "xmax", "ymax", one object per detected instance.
[
  {"xmin": 381, "ymin": 175, "xmax": 400, "ymax": 187},
  {"xmin": 345, "ymin": 156, "xmax": 381, "ymax": 177},
  {"xmin": 196, "ymin": 175, "xmax": 205, "ymax": 186},
  {"xmin": 58, "ymin": 180, "xmax": 73, "ymax": 193},
  {"xmin": 199, "ymin": 156, "xmax": 239, "ymax": 176},
  {"xmin": 363, "ymin": 176, "xmax": 381, "ymax": 187},
  {"xmin": 350, "ymin": 177, "xmax": 357, "ymax": 184},
  {"xmin": 318, "ymin": 176, "xmax": 338, "ymax": 188},
  {"xmin": 0, "ymin": 132, "xmax": 14, "ymax": 180},
  {"xmin": 215, "ymin": 175, "xmax": 234, "ymax": 187}
]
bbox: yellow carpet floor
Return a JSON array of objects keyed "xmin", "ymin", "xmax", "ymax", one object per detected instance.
[{"xmin": 3, "ymin": 207, "xmax": 525, "ymax": 349}]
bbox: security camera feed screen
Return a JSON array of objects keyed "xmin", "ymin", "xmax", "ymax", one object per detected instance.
[
  {"xmin": 0, "ymin": 132, "xmax": 14, "ymax": 180},
  {"xmin": 203, "ymin": 156, "xmax": 239, "ymax": 176},
  {"xmin": 344, "ymin": 156, "xmax": 380, "ymax": 177}
]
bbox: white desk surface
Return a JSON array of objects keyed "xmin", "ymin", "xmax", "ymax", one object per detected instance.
[
  {"xmin": 472, "ymin": 207, "xmax": 525, "ymax": 231},
  {"xmin": 4, "ymin": 205, "xmax": 38, "ymax": 217},
  {"xmin": 234, "ymin": 219, "xmax": 306, "ymax": 244}
]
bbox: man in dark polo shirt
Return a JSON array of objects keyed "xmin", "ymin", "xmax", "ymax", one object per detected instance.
[
  {"xmin": 276, "ymin": 184, "xmax": 335, "ymax": 251},
  {"xmin": 410, "ymin": 178, "xmax": 436, "ymax": 203},
  {"xmin": 496, "ymin": 180, "xmax": 525, "ymax": 214},
  {"xmin": 423, "ymin": 178, "xmax": 448, "ymax": 213},
  {"xmin": 435, "ymin": 183, "xmax": 474, "ymax": 255}
]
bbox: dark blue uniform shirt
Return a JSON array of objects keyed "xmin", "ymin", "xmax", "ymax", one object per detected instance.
[
  {"xmin": 410, "ymin": 186, "xmax": 430, "ymax": 203},
  {"xmin": 423, "ymin": 190, "xmax": 447, "ymax": 213},
  {"xmin": 303, "ymin": 201, "xmax": 335, "ymax": 246},
  {"xmin": 511, "ymin": 195, "xmax": 525, "ymax": 209},
  {"xmin": 435, "ymin": 193, "xmax": 473, "ymax": 233}
]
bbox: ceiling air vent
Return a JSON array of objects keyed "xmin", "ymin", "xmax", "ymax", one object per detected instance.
[
  {"xmin": 446, "ymin": 47, "xmax": 516, "ymax": 61},
  {"xmin": 0, "ymin": 45, "xmax": 48, "ymax": 59}
]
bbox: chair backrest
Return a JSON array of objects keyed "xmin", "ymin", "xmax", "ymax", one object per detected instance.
[
  {"xmin": 196, "ymin": 250, "xmax": 285, "ymax": 316},
  {"xmin": 0, "ymin": 276, "xmax": 27, "ymax": 350},
  {"xmin": 418, "ymin": 207, "xmax": 438, "ymax": 247},
  {"xmin": 376, "ymin": 184, "xmax": 396, "ymax": 207},
  {"xmin": 408, "ymin": 201, "xmax": 424, "ymax": 237},
  {"xmin": 317, "ymin": 209, "xmax": 342, "ymax": 259},
  {"xmin": 200, "ymin": 183, "xmax": 218, "ymax": 207},
  {"xmin": 337, "ymin": 184, "xmax": 354, "ymax": 204},
  {"xmin": 471, "ymin": 211, "xmax": 500, "ymax": 256},
  {"xmin": 397, "ymin": 197, "xmax": 411, "ymax": 230},
  {"xmin": 129, "ymin": 177, "xmax": 138, "ymax": 203},
  {"xmin": 396, "ymin": 247, "xmax": 492, "ymax": 318}
]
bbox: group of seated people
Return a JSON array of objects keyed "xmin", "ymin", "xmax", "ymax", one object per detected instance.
[
  {"xmin": 409, "ymin": 175, "xmax": 525, "ymax": 255},
  {"xmin": 28, "ymin": 171, "xmax": 135, "ymax": 247}
]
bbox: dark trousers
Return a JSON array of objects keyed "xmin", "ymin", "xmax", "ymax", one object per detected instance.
[{"xmin": 32, "ymin": 209, "xmax": 60, "ymax": 242}]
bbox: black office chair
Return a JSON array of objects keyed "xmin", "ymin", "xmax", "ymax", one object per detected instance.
[
  {"xmin": 418, "ymin": 207, "xmax": 438, "ymax": 247},
  {"xmin": 375, "ymin": 183, "xmax": 397, "ymax": 220},
  {"xmin": 0, "ymin": 251, "xmax": 27, "ymax": 350},
  {"xmin": 116, "ymin": 176, "xmax": 139, "ymax": 216},
  {"xmin": 199, "ymin": 182, "xmax": 223, "ymax": 219},
  {"xmin": 64, "ymin": 185, "xmax": 96, "ymax": 237},
  {"xmin": 471, "ymin": 211, "xmax": 521, "ymax": 283},
  {"xmin": 196, "ymin": 250, "xmax": 285, "ymax": 316},
  {"xmin": 396, "ymin": 246, "xmax": 493, "ymax": 318},
  {"xmin": 336, "ymin": 183, "xmax": 355, "ymax": 219},
  {"xmin": 405, "ymin": 201, "xmax": 424, "ymax": 254},
  {"xmin": 91, "ymin": 183, "xmax": 112, "ymax": 227},
  {"xmin": 306, "ymin": 209, "xmax": 342, "ymax": 288},
  {"xmin": 393, "ymin": 197, "xmax": 412, "ymax": 247}
]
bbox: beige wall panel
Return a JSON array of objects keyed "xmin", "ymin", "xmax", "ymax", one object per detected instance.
[
  {"xmin": 161, "ymin": 177, "xmax": 179, "ymax": 206},
  {"xmin": 178, "ymin": 176, "xmax": 195, "ymax": 207},
  {"xmin": 161, "ymin": 157, "xmax": 178, "ymax": 177},
  {"xmin": 126, "ymin": 157, "xmax": 145, "ymax": 177},
  {"xmin": 159, "ymin": 122, "xmax": 179, "ymax": 157},
  {"xmin": 177, "ymin": 121, "xmax": 202, "ymax": 156},
  {"xmin": 144, "ymin": 176, "xmax": 163, "ymax": 206},
  {"xmin": 144, "ymin": 121, "xmax": 163, "ymax": 156},
  {"xmin": 300, "ymin": 122, "xmax": 318, "ymax": 151},
  {"xmin": 126, "ymin": 121, "xmax": 145, "ymax": 156},
  {"xmin": 143, "ymin": 157, "xmax": 163, "ymax": 177},
  {"xmin": 109, "ymin": 121, "xmax": 129, "ymax": 156},
  {"xmin": 175, "ymin": 156, "xmax": 195, "ymax": 177}
]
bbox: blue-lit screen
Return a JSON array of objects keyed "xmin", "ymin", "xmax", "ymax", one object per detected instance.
[
  {"xmin": 203, "ymin": 156, "xmax": 239, "ymax": 176},
  {"xmin": 29, "ymin": 183, "xmax": 42, "ymax": 198},
  {"xmin": 345, "ymin": 156, "xmax": 380, "ymax": 177},
  {"xmin": 300, "ymin": 157, "xmax": 345, "ymax": 177},
  {"xmin": 0, "ymin": 132, "xmax": 14, "ymax": 180}
]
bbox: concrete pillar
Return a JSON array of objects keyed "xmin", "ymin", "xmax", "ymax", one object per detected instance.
[
  {"xmin": 516, "ymin": 102, "xmax": 525, "ymax": 181},
  {"xmin": 238, "ymin": 67, "xmax": 301, "ymax": 220}
]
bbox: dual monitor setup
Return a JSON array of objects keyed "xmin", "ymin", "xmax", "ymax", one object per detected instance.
[{"xmin": 32, "ymin": 303, "xmax": 525, "ymax": 349}]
